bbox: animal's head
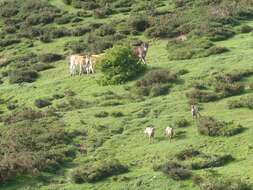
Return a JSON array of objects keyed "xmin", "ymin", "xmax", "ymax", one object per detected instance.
[{"xmin": 142, "ymin": 42, "xmax": 149, "ymax": 52}]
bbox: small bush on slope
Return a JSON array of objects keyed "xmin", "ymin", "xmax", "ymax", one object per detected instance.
[
  {"xmin": 132, "ymin": 69, "xmax": 178, "ymax": 97},
  {"xmin": 0, "ymin": 108, "xmax": 80, "ymax": 183},
  {"xmin": 167, "ymin": 37, "xmax": 229, "ymax": 60},
  {"xmin": 71, "ymin": 159, "xmax": 128, "ymax": 183},
  {"xmin": 197, "ymin": 116, "xmax": 244, "ymax": 137},
  {"xmin": 228, "ymin": 96, "xmax": 253, "ymax": 109},
  {"xmin": 99, "ymin": 44, "xmax": 146, "ymax": 85}
]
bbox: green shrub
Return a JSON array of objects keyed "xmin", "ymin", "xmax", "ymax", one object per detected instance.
[
  {"xmin": 34, "ymin": 98, "xmax": 52, "ymax": 108},
  {"xmin": 186, "ymin": 89, "xmax": 218, "ymax": 103},
  {"xmin": 111, "ymin": 111, "xmax": 124, "ymax": 117},
  {"xmin": 174, "ymin": 118, "xmax": 190, "ymax": 128},
  {"xmin": 94, "ymin": 111, "xmax": 109, "ymax": 118},
  {"xmin": 239, "ymin": 25, "xmax": 253, "ymax": 33},
  {"xmin": 197, "ymin": 116, "xmax": 244, "ymax": 137},
  {"xmin": 9, "ymin": 69, "xmax": 39, "ymax": 84},
  {"xmin": 194, "ymin": 175, "xmax": 252, "ymax": 190},
  {"xmin": 71, "ymin": 159, "xmax": 128, "ymax": 183},
  {"xmin": 156, "ymin": 161, "xmax": 192, "ymax": 181},
  {"xmin": 167, "ymin": 38, "xmax": 228, "ymax": 60},
  {"xmin": 128, "ymin": 14, "xmax": 150, "ymax": 32},
  {"xmin": 39, "ymin": 53, "xmax": 63, "ymax": 63},
  {"xmin": 176, "ymin": 149, "xmax": 201, "ymax": 161},
  {"xmin": 228, "ymin": 96, "xmax": 253, "ymax": 109},
  {"xmin": 191, "ymin": 155, "xmax": 234, "ymax": 170},
  {"xmin": 99, "ymin": 44, "xmax": 146, "ymax": 85},
  {"xmin": 33, "ymin": 63, "xmax": 55, "ymax": 72}
]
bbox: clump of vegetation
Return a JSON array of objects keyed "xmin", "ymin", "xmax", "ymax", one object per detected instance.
[
  {"xmin": 228, "ymin": 96, "xmax": 253, "ymax": 109},
  {"xmin": 154, "ymin": 161, "xmax": 192, "ymax": 181},
  {"xmin": 71, "ymin": 159, "xmax": 128, "ymax": 183},
  {"xmin": 0, "ymin": 108, "xmax": 79, "ymax": 183},
  {"xmin": 99, "ymin": 44, "xmax": 146, "ymax": 85},
  {"xmin": 176, "ymin": 149, "xmax": 201, "ymax": 161},
  {"xmin": 111, "ymin": 111, "xmax": 124, "ymax": 117},
  {"xmin": 191, "ymin": 154, "xmax": 234, "ymax": 170},
  {"xmin": 174, "ymin": 118, "xmax": 190, "ymax": 128},
  {"xmin": 132, "ymin": 69, "xmax": 178, "ymax": 97},
  {"xmin": 186, "ymin": 89, "xmax": 218, "ymax": 103},
  {"xmin": 34, "ymin": 98, "xmax": 52, "ymax": 108},
  {"xmin": 167, "ymin": 38, "xmax": 229, "ymax": 60},
  {"xmin": 94, "ymin": 111, "xmax": 109, "ymax": 118},
  {"xmin": 197, "ymin": 116, "xmax": 244, "ymax": 137},
  {"xmin": 8, "ymin": 69, "xmax": 39, "ymax": 84},
  {"xmin": 194, "ymin": 175, "xmax": 252, "ymax": 190}
]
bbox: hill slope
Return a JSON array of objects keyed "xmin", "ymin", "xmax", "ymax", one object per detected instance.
[{"xmin": 0, "ymin": 0, "xmax": 253, "ymax": 190}]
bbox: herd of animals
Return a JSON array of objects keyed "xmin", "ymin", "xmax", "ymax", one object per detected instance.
[
  {"xmin": 68, "ymin": 42, "xmax": 149, "ymax": 75},
  {"xmin": 68, "ymin": 39, "xmax": 200, "ymax": 143},
  {"xmin": 144, "ymin": 105, "xmax": 200, "ymax": 143}
]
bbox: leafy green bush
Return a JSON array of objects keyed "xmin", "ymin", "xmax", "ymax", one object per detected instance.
[
  {"xmin": 94, "ymin": 111, "xmax": 109, "ymax": 118},
  {"xmin": 34, "ymin": 98, "xmax": 52, "ymax": 108},
  {"xmin": 194, "ymin": 175, "xmax": 252, "ymax": 190},
  {"xmin": 176, "ymin": 149, "xmax": 201, "ymax": 161},
  {"xmin": 191, "ymin": 155, "xmax": 234, "ymax": 170},
  {"xmin": 174, "ymin": 118, "xmax": 190, "ymax": 128},
  {"xmin": 186, "ymin": 89, "xmax": 218, "ymax": 103},
  {"xmin": 99, "ymin": 44, "xmax": 146, "ymax": 85},
  {"xmin": 39, "ymin": 53, "xmax": 63, "ymax": 63},
  {"xmin": 228, "ymin": 96, "xmax": 253, "ymax": 109},
  {"xmin": 127, "ymin": 14, "xmax": 150, "ymax": 32},
  {"xmin": 239, "ymin": 25, "xmax": 253, "ymax": 33},
  {"xmin": 197, "ymin": 116, "xmax": 244, "ymax": 137},
  {"xmin": 9, "ymin": 69, "xmax": 39, "ymax": 84},
  {"xmin": 155, "ymin": 161, "xmax": 192, "ymax": 181},
  {"xmin": 132, "ymin": 69, "xmax": 178, "ymax": 97},
  {"xmin": 71, "ymin": 159, "xmax": 128, "ymax": 183},
  {"xmin": 111, "ymin": 111, "xmax": 124, "ymax": 117}
]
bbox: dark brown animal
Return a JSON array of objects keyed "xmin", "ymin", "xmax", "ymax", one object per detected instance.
[{"xmin": 133, "ymin": 42, "xmax": 149, "ymax": 64}]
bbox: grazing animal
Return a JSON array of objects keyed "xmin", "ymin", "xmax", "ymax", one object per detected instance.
[
  {"xmin": 133, "ymin": 42, "xmax": 149, "ymax": 64},
  {"xmin": 69, "ymin": 54, "xmax": 89, "ymax": 75},
  {"xmin": 165, "ymin": 127, "xmax": 174, "ymax": 141},
  {"xmin": 191, "ymin": 105, "xmax": 200, "ymax": 120},
  {"xmin": 176, "ymin": 33, "xmax": 187, "ymax": 41},
  {"xmin": 89, "ymin": 53, "xmax": 105, "ymax": 73},
  {"xmin": 144, "ymin": 126, "xmax": 155, "ymax": 143}
]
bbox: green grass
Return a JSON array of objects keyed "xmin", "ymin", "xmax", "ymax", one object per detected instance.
[{"xmin": 1, "ymin": 1, "xmax": 253, "ymax": 190}]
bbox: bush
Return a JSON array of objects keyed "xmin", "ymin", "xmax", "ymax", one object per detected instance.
[
  {"xmin": 0, "ymin": 116, "xmax": 78, "ymax": 183},
  {"xmin": 157, "ymin": 161, "xmax": 192, "ymax": 180},
  {"xmin": 9, "ymin": 69, "xmax": 39, "ymax": 84},
  {"xmin": 132, "ymin": 69, "xmax": 178, "ymax": 97},
  {"xmin": 71, "ymin": 159, "xmax": 128, "ymax": 183},
  {"xmin": 228, "ymin": 96, "xmax": 253, "ymax": 109},
  {"xmin": 33, "ymin": 63, "xmax": 54, "ymax": 72},
  {"xmin": 111, "ymin": 111, "xmax": 124, "ymax": 117},
  {"xmin": 240, "ymin": 25, "xmax": 253, "ymax": 33},
  {"xmin": 191, "ymin": 154, "xmax": 234, "ymax": 170},
  {"xmin": 39, "ymin": 53, "xmax": 63, "ymax": 63},
  {"xmin": 194, "ymin": 175, "xmax": 252, "ymax": 190},
  {"xmin": 34, "ymin": 98, "xmax": 52, "ymax": 108},
  {"xmin": 197, "ymin": 116, "xmax": 244, "ymax": 137},
  {"xmin": 128, "ymin": 14, "xmax": 150, "ymax": 32},
  {"xmin": 99, "ymin": 44, "xmax": 146, "ymax": 85},
  {"xmin": 94, "ymin": 111, "xmax": 109, "ymax": 118},
  {"xmin": 167, "ymin": 38, "xmax": 228, "ymax": 60},
  {"xmin": 176, "ymin": 149, "xmax": 201, "ymax": 161},
  {"xmin": 186, "ymin": 89, "xmax": 218, "ymax": 103},
  {"xmin": 174, "ymin": 118, "xmax": 190, "ymax": 128}
]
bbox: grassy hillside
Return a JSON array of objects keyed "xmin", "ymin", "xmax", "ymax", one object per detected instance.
[{"xmin": 0, "ymin": 0, "xmax": 253, "ymax": 190}]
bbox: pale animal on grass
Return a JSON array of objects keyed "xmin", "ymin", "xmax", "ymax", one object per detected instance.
[{"xmin": 144, "ymin": 126, "xmax": 155, "ymax": 143}]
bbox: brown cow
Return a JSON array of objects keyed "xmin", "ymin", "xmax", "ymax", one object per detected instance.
[{"xmin": 133, "ymin": 42, "xmax": 149, "ymax": 64}]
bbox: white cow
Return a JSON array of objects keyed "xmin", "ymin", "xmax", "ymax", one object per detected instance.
[
  {"xmin": 165, "ymin": 127, "xmax": 174, "ymax": 141},
  {"xmin": 69, "ymin": 54, "xmax": 89, "ymax": 75},
  {"xmin": 144, "ymin": 127, "xmax": 155, "ymax": 143}
]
